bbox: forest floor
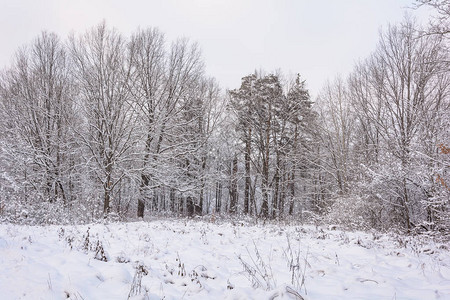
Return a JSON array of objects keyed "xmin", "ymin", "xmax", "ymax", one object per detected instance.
[{"xmin": 0, "ymin": 218, "xmax": 449, "ymax": 299}]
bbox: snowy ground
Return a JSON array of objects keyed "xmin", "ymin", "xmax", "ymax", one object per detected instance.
[{"xmin": 0, "ymin": 219, "xmax": 449, "ymax": 300}]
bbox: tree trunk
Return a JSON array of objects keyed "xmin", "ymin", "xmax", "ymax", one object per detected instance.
[
  {"xmin": 215, "ymin": 181, "xmax": 222, "ymax": 213},
  {"xmin": 137, "ymin": 173, "xmax": 149, "ymax": 218},
  {"xmin": 244, "ymin": 128, "xmax": 251, "ymax": 214},
  {"xmin": 229, "ymin": 155, "xmax": 238, "ymax": 214},
  {"xmin": 289, "ymin": 171, "xmax": 295, "ymax": 215}
]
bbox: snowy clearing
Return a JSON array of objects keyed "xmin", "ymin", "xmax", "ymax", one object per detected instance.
[{"xmin": 0, "ymin": 219, "xmax": 449, "ymax": 299}]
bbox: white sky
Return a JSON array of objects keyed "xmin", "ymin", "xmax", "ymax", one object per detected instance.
[{"xmin": 0, "ymin": 0, "xmax": 433, "ymax": 97}]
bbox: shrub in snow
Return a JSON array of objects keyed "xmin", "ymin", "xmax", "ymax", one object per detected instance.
[
  {"xmin": 238, "ymin": 242, "xmax": 277, "ymax": 291},
  {"xmin": 323, "ymin": 196, "xmax": 373, "ymax": 230},
  {"xmin": 0, "ymin": 197, "xmax": 93, "ymax": 225},
  {"xmin": 94, "ymin": 240, "xmax": 109, "ymax": 262},
  {"xmin": 116, "ymin": 252, "xmax": 131, "ymax": 263},
  {"xmin": 128, "ymin": 262, "xmax": 149, "ymax": 299}
]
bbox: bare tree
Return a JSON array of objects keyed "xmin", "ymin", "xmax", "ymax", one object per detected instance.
[
  {"xmin": 415, "ymin": 0, "xmax": 450, "ymax": 39},
  {"xmin": 0, "ymin": 32, "xmax": 81, "ymax": 223},
  {"xmin": 339, "ymin": 17, "xmax": 450, "ymax": 230},
  {"xmin": 128, "ymin": 27, "xmax": 167, "ymax": 217},
  {"xmin": 317, "ymin": 77, "xmax": 354, "ymax": 196},
  {"xmin": 69, "ymin": 23, "xmax": 137, "ymax": 217},
  {"xmin": 368, "ymin": 19, "xmax": 448, "ymax": 229}
]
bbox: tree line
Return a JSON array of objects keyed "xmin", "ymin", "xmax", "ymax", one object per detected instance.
[{"xmin": 0, "ymin": 12, "xmax": 448, "ymax": 234}]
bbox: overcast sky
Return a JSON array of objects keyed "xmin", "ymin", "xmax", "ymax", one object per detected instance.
[{"xmin": 0, "ymin": 0, "xmax": 432, "ymax": 97}]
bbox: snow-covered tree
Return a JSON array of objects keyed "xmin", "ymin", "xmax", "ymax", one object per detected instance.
[{"xmin": 69, "ymin": 23, "xmax": 138, "ymax": 217}]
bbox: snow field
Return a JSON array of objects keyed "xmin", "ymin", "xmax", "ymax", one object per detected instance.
[{"xmin": 0, "ymin": 220, "xmax": 449, "ymax": 299}]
